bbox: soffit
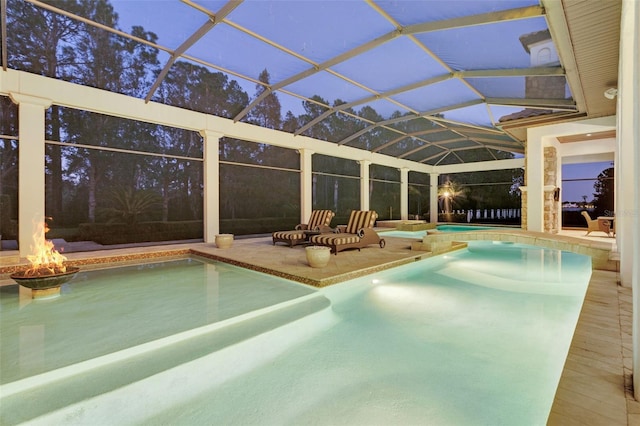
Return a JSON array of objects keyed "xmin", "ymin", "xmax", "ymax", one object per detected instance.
[
  {"xmin": 562, "ymin": 0, "xmax": 621, "ymax": 119},
  {"xmin": 557, "ymin": 130, "xmax": 616, "ymax": 144},
  {"xmin": 500, "ymin": 0, "xmax": 621, "ymax": 144}
]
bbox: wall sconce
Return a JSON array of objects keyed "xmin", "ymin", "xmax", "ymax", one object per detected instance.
[{"xmin": 604, "ymin": 87, "xmax": 618, "ymax": 100}]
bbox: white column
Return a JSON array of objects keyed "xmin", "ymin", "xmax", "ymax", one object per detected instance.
[
  {"xmin": 400, "ymin": 167, "xmax": 409, "ymax": 220},
  {"xmin": 618, "ymin": 0, "xmax": 640, "ymax": 400},
  {"xmin": 359, "ymin": 160, "xmax": 370, "ymax": 211},
  {"xmin": 525, "ymin": 131, "xmax": 545, "ymax": 232},
  {"xmin": 617, "ymin": 0, "xmax": 639, "ymax": 292},
  {"xmin": 9, "ymin": 93, "xmax": 51, "ymax": 258},
  {"xmin": 299, "ymin": 149, "xmax": 314, "ymax": 223},
  {"xmin": 556, "ymin": 155, "xmax": 563, "ymax": 231},
  {"xmin": 200, "ymin": 130, "xmax": 223, "ymax": 243},
  {"xmin": 429, "ymin": 173, "xmax": 439, "ymax": 223}
]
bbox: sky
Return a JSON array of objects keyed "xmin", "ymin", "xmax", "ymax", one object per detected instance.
[
  {"xmin": 109, "ymin": 0, "xmax": 549, "ymax": 122},
  {"xmin": 561, "ymin": 161, "xmax": 613, "ymax": 203},
  {"xmin": 107, "ymin": 0, "xmax": 604, "ymax": 202}
]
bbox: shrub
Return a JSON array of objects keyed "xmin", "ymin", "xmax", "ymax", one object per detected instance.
[{"xmin": 78, "ymin": 221, "xmax": 203, "ymax": 245}]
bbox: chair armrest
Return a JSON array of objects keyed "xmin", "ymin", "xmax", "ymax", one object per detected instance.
[
  {"xmin": 358, "ymin": 228, "xmax": 378, "ymax": 238},
  {"xmin": 315, "ymin": 225, "xmax": 334, "ymax": 233},
  {"xmin": 335, "ymin": 225, "xmax": 347, "ymax": 233},
  {"xmin": 295, "ymin": 224, "xmax": 309, "ymax": 231}
]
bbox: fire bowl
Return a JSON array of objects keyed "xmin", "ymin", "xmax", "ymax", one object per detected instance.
[{"xmin": 10, "ymin": 267, "xmax": 80, "ymax": 299}]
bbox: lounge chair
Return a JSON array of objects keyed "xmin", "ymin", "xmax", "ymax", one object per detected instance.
[
  {"xmin": 581, "ymin": 211, "xmax": 611, "ymax": 236},
  {"xmin": 308, "ymin": 210, "xmax": 385, "ymax": 254},
  {"xmin": 272, "ymin": 210, "xmax": 335, "ymax": 247}
]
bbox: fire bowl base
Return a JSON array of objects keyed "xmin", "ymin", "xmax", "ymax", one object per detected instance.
[
  {"xmin": 31, "ymin": 286, "xmax": 62, "ymax": 300},
  {"xmin": 10, "ymin": 267, "xmax": 80, "ymax": 300}
]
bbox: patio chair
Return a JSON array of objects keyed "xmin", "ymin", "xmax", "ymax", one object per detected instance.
[
  {"xmin": 308, "ymin": 210, "xmax": 385, "ymax": 254},
  {"xmin": 581, "ymin": 211, "xmax": 611, "ymax": 236},
  {"xmin": 272, "ymin": 210, "xmax": 335, "ymax": 247}
]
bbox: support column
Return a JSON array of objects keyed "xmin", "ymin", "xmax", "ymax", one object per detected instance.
[
  {"xmin": 618, "ymin": 0, "xmax": 640, "ymax": 400},
  {"xmin": 359, "ymin": 160, "xmax": 370, "ymax": 211},
  {"xmin": 429, "ymin": 173, "xmax": 439, "ymax": 223},
  {"xmin": 400, "ymin": 167, "xmax": 409, "ymax": 220},
  {"xmin": 618, "ymin": 0, "xmax": 639, "ymax": 292},
  {"xmin": 543, "ymin": 146, "xmax": 559, "ymax": 234},
  {"xmin": 525, "ymin": 131, "xmax": 545, "ymax": 232},
  {"xmin": 556, "ymin": 159, "xmax": 563, "ymax": 231},
  {"xmin": 9, "ymin": 93, "xmax": 51, "ymax": 258},
  {"xmin": 300, "ymin": 149, "xmax": 314, "ymax": 223},
  {"xmin": 200, "ymin": 130, "xmax": 223, "ymax": 244}
]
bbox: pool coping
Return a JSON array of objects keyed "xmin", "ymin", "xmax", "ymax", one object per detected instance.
[
  {"xmin": 413, "ymin": 229, "xmax": 617, "ymax": 271},
  {"xmin": 0, "ymin": 229, "xmax": 617, "ymax": 287}
]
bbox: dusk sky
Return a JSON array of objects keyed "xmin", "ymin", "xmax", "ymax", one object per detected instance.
[
  {"xmin": 109, "ymin": 0, "xmax": 605, "ymax": 198},
  {"xmin": 110, "ymin": 0, "xmax": 549, "ymax": 122},
  {"xmin": 562, "ymin": 161, "xmax": 613, "ymax": 203}
]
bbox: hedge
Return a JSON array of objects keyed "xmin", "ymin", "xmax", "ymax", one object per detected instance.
[{"xmin": 78, "ymin": 221, "xmax": 203, "ymax": 245}]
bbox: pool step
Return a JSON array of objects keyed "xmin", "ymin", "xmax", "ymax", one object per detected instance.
[{"xmin": 0, "ymin": 293, "xmax": 334, "ymax": 425}]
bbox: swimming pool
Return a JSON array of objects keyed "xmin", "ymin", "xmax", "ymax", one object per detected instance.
[{"xmin": 0, "ymin": 241, "xmax": 591, "ymax": 425}]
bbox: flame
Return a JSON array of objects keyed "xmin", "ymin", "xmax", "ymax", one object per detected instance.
[{"xmin": 24, "ymin": 221, "xmax": 68, "ymax": 277}]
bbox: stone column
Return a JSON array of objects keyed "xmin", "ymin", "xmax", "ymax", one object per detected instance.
[
  {"xmin": 519, "ymin": 186, "xmax": 528, "ymax": 229},
  {"xmin": 543, "ymin": 146, "xmax": 559, "ymax": 233},
  {"xmin": 9, "ymin": 93, "xmax": 52, "ymax": 257}
]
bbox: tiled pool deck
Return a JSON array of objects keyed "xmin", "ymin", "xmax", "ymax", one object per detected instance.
[{"xmin": 0, "ymin": 228, "xmax": 636, "ymax": 424}]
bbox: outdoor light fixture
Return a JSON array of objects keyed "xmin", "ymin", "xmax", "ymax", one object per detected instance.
[{"xmin": 604, "ymin": 87, "xmax": 618, "ymax": 100}]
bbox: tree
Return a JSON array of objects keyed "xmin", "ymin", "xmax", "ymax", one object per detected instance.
[
  {"xmin": 64, "ymin": 0, "xmax": 161, "ymax": 223},
  {"xmin": 100, "ymin": 187, "xmax": 161, "ymax": 225},
  {"xmin": 247, "ymin": 69, "xmax": 282, "ymax": 130},
  {"xmin": 282, "ymin": 111, "xmax": 300, "ymax": 133},
  {"xmin": 7, "ymin": 0, "xmax": 84, "ymax": 222},
  {"xmin": 593, "ymin": 166, "xmax": 614, "ymax": 217},
  {"xmin": 438, "ymin": 179, "xmax": 465, "ymax": 215},
  {"xmin": 157, "ymin": 61, "xmax": 249, "ymax": 118},
  {"xmin": 0, "ymin": 98, "xmax": 18, "ymax": 198},
  {"xmin": 7, "ymin": 0, "xmax": 163, "ymax": 227},
  {"xmin": 298, "ymin": 95, "xmax": 332, "ymax": 140}
]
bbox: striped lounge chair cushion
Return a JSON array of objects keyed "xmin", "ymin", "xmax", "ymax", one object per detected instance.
[
  {"xmin": 310, "ymin": 234, "xmax": 360, "ymax": 245},
  {"xmin": 272, "ymin": 230, "xmax": 306, "ymax": 241},
  {"xmin": 345, "ymin": 210, "xmax": 376, "ymax": 234},
  {"xmin": 307, "ymin": 210, "xmax": 334, "ymax": 229}
]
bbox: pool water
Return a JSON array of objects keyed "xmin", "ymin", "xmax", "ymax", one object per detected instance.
[
  {"xmin": 0, "ymin": 242, "xmax": 591, "ymax": 425},
  {"xmin": 381, "ymin": 224, "xmax": 505, "ymax": 239},
  {"xmin": 0, "ymin": 260, "xmax": 317, "ymax": 384},
  {"xmin": 437, "ymin": 224, "xmax": 502, "ymax": 232}
]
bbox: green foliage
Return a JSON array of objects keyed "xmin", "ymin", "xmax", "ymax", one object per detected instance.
[
  {"xmin": 0, "ymin": 194, "xmax": 8, "ymax": 234},
  {"xmin": 99, "ymin": 187, "xmax": 161, "ymax": 225},
  {"xmin": 443, "ymin": 169, "xmax": 523, "ymax": 211},
  {"xmin": 78, "ymin": 220, "xmax": 203, "ymax": 245},
  {"xmin": 0, "ymin": 194, "xmax": 17, "ymax": 239},
  {"xmin": 4, "ymin": 0, "xmax": 527, "ymax": 240},
  {"xmin": 247, "ymin": 69, "xmax": 282, "ymax": 129},
  {"xmin": 220, "ymin": 218, "xmax": 299, "ymax": 236},
  {"xmin": 593, "ymin": 167, "xmax": 614, "ymax": 216},
  {"xmin": 438, "ymin": 180, "xmax": 466, "ymax": 214}
]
